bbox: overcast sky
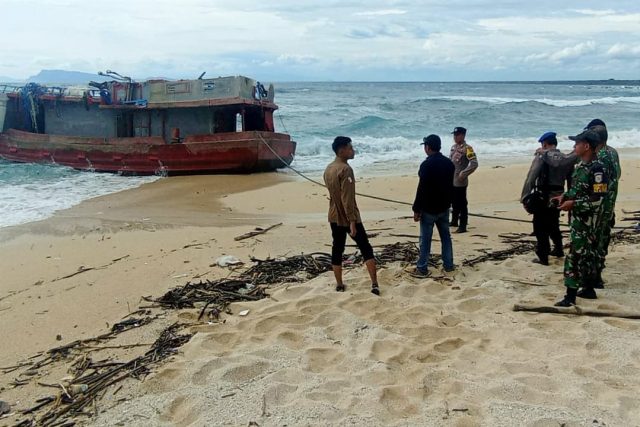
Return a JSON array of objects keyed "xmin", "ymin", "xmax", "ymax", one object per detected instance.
[{"xmin": 1, "ymin": 0, "xmax": 639, "ymax": 81}]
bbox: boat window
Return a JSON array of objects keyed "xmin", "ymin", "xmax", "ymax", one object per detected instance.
[{"xmin": 236, "ymin": 113, "xmax": 243, "ymax": 132}]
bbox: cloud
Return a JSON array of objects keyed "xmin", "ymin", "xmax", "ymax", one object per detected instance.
[
  {"xmin": 573, "ymin": 9, "xmax": 616, "ymax": 16},
  {"xmin": 606, "ymin": 43, "xmax": 640, "ymax": 59},
  {"xmin": 1, "ymin": 1, "xmax": 640, "ymax": 80}
]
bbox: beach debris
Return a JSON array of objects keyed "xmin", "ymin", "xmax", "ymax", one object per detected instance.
[
  {"xmin": 0, "ymin": 400, "xmax": 10, "ymax": 415},
  {"xmin": 463, "ymin": 241, "xmax": 535, "ymax": 267},
  {"xmin": 215, "ymin": 255, "xmax": 243, "ymax": 267},
  {"xmin": 52, "ymin": 255, "xmax": 130, "ymax": 282},
  {"xmin": 234, "ymin": 223, "xmax": 283, "ymax": 241},
  {"xmin": 56, "ymin": 335, "xmax": 62, "ymax": 341},
  {"xmin": 513, "ymin": 304, "xmax": 640, "ymax": 319},
  {"xmin": 238, "ymin": 310, "xmax": 250, "ymax": 316},
  {"xmin": 11, "ymin": 323, "xmax": 192, "ymax": 427}
]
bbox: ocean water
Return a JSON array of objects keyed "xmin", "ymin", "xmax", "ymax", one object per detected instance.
[{"xmin": 1, "ymin": 81, "xmax": 639, "ymax": 228}]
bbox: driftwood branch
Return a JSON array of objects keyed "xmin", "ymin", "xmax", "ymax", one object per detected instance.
[
  {"xmin": 234, "ymin": 223, "xmax": 283, "ymax": 241},
  {"xmin": 513, "ymin": 304, "xmax": 640, "ymax": 319},
  {"xmin": 501, "ymin": 278, "xmax": 547, "ymax": 287}
]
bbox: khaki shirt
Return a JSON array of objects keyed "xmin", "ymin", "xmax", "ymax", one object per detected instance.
[
  {"xmin": 449, "ymin": 142, "xmax": 478, "ymax": 187},
  {"xmin": 323, "ymin": 158, "xmax": 362, "ymax": 226}
]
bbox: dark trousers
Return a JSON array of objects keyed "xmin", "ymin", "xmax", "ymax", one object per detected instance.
[
  {"xmin": 330, "ymin": 222, "xmax": 374, "ymax": 266},
  {"xmin": 451, "ymin": 186, "xmax": 468, "ymax": 228},
  {"xmin": 533, "ymin": 205, "xmax": 562, "ymax": 261}
]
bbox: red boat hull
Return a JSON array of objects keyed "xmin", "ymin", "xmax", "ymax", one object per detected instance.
[{"xmin": 0, "ymin": 129, "xmax": 296, "ymax": 175}]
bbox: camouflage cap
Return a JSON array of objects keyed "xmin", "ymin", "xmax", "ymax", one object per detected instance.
[{"xmin": 569, "ymin": 129, "xmax": 601, "ymax": 148}]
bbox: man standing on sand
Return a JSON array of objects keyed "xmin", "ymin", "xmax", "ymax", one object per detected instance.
[
  {"xmin": 583, "ymin": 119, "xmax": 621, "ymax": 291},
  {"xmin": 520, "ymin": 131, "xmax": 575, "ymax": 265},
  {"xmin": 411, "ymin": 134, "xmax": 455, "ymax": 277},
  {"xmin": 449, "ymin": 127, "xmax": 478, "ymax": 233},
  {"xmin": 323, "ymin": 136, "xmax": 379, "ymax": 296},
  {"xmin": 553, "ymin": 129, "xmax": 608, "ymax": 307}
]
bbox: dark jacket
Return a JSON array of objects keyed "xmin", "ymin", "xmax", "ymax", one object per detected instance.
[
  {"xmin": 412, "ymin": 152, "xmax": 455, "ymax": 214},
  {"xmin": 520, "ymin": 149, "xmax": 577, "ymax": 201}
]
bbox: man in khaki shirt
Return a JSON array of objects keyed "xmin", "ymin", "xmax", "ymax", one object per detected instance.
[{"xmin": 323, "ymin": 136, "xmax": 379, "ymax": 295}]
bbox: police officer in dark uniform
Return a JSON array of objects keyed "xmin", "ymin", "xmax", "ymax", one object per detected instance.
[{"xmin": 520, "ymin": 131, "xmax": 576, "ymax": 265}]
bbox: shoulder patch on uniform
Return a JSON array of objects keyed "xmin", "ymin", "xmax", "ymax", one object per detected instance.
[{"xmin": 466, "ymin": 146, "xmax": 476, "ymax": 160}]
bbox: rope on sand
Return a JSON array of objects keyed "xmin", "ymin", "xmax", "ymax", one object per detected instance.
[{"xmin": 258, "ymin": 135, "xmax": 635, "ymax": 229}]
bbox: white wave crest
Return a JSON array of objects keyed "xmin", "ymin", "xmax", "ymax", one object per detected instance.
[{"xmin": 422, "ymin": 95, "xmax": 640, "ymax": 107}]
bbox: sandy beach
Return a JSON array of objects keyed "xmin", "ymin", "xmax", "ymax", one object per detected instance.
[{"xmin": 1, "ymin": 153, "xmax": 640, "ymax": 426}]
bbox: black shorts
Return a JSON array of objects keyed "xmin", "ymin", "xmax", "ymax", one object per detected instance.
[{"xmin": 330, "ymin": 222, "xmax": 375, "ymax": 266}]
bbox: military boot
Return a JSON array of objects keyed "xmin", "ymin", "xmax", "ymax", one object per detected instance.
[
  {"xmin": 593, "ymin": 270, "xmax": 605, "ymax": 289},
  {"xmin": 577, "ymin": 286, "xmax": 597, "ymax": 299},
  {"xmin": 554, "ymin": 287, "xmax": 577, "ymax": 307}
]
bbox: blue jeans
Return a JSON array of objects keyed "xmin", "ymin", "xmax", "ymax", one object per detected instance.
[{"xmin": 417, "ymin": 209, "xmax": 454, "ymax": 272}]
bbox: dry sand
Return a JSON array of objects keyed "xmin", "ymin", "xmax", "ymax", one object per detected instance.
[{"xmin": 1, "ymin": 153, "xmax": 639, "ymax": 426}]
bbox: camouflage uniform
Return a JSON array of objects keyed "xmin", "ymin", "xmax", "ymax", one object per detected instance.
[
  {"xmin": 563, "ymin": 160, "xmax": 608, "ymax": 289},
  {"xmin": 594, "ymin": 145, "xmax": 620, "ymax": 276}
]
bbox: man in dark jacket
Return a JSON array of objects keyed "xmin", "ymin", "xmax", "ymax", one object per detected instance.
[
  {"xmin": 520, "ymin": 131, "xmax": 576, "ymax": 265},
  {"xmin": 411, "ymin": 134, "xmax": 456, "ymax": 277}
]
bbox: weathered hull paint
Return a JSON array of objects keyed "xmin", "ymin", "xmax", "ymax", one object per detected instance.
[{"xmin": 0, "ymin": 129, "xmax": 296, "ymax": 175}]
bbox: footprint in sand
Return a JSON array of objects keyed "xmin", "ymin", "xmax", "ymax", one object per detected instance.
[
  {"xmin": 253, "ymin": 314, "xmax": 314, "ymax": 335},
  {"xmin": 513, "ymin": 374, "xmax": 559, "ymax": 393},
  {"xmin": 456, "ymin": 298, "xmax": 485, "ymax": 313},
  {"xmin": 220, "ymin": 360, "xmax": 270, "ymax": 383},
  {"xmin": 295, "ymin": 294, "xmax": 333, "ymax": 310},
  {"xmin": 603, "ymin": 318, "xmax": 640, "ymax": 331},
  {"xmin": 191, "ymin": 358, "xmax": 227, "ymax": 385},
  {"xmin": 304, "ymin": 347, "xmax": 345, "ymax": 373},
  {"xmin": 379, "ymin": 386, "xmax": 419, "ymax": 417},
  {"xmin": 433, "ymin": 337, "xmax": 466, "ymax": 353},
  {"xmin": 298, "ymin": 303, "xmax": 332, "ymax": 317},
  {"xmin": 161, "ymin": 395, "xmax": 199, "ymax": 427},
  {"xmin": 413, "ymin": 350, "xmax": 446, "ymax": 364},
  {"xmin": 265, "ymin": 383, "xmax": 299, "ymax": 406},
  {"xmin": 436, "ymin": 314, "xmax": 462, "ymax": 327},
  {"xmin": 200, "ymin": 331, "xmax": 239, "ymax": 352},
  {"xmin": 143, "ymin": 367, "xmax": 185, "ymax": 393},
  {"xmin": 276, "ymin": 330, "xmax": 304, "ymax": 350},
  {"xmin": 369, "ymin": 339, "xmax": 408, "ymax": 364}
]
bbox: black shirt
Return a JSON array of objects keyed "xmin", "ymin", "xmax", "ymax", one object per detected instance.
[{"xmin": 412, "ymin": 152, "xmax": 455, "ymax": 215}]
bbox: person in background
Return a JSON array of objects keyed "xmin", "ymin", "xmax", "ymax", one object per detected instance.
[
  {"xmin": 520, "ymin": 131, "xmax": 575, "ymax": 265},
  {"xmin": 323, "ymin": 136, "xmax": 379, "ymax": 296},
  {"xmin": 553, "ymin": 129, "xmax": 608, "ymax": 306},
  {"xmin": 449, "ymin": 126, "xmax": 478, "ymax": 233},
  {"xmin": 411, "ymin": 134, "xmax": 456, "ymax": 277},
  {"xmin": 583, "ymin": 119, "xmax": 621, "ymax": 291}
]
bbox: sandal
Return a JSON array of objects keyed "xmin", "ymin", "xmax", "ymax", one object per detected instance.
[
  {"xmin": 336, "ymin": 284, "xmax": 346, "ymax": 292},
  {"xmin": 371, "ymin": 283, "xmax": 380, "ymax": 296}
]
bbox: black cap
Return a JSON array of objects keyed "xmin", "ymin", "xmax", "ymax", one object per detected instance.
[
  {"xmin": 451, "ymin": 126, "xmax": 466, "ymax": 135},
  {"xmin": 421, "ymin": 134, "xmax": 441, "ymax": 151},
  {"xmin": 589, "ymin": 125, "xmax": 608, "ymax": 143},
  {"xmin": 569, "ymin": 129, "xmax": 601, "ymax": 148},
  {"xmin": 585, "ymin": 118, "xmax": 606, "ymax": 129}
]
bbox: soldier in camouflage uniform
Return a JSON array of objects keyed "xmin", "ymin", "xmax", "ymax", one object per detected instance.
[
  {"xmin": 553, "ymin": 129, "xmax": 609, "ymax": 307},
  {"xmin": 584, "ymin": 120, "xmax": 621, "ymax": 291}
]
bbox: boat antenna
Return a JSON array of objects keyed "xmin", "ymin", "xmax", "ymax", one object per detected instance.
[{"xmin": 198, "ymin": 71, "xmax": 206, "ymax": 79}]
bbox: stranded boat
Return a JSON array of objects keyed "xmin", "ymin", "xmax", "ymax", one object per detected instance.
[{"xmin": 0, "ymin": 72, "xmax": 296, "ymax": 175}]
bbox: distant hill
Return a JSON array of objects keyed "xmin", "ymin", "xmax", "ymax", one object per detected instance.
[{"xmin": 27, "ymin": 69, "xmax": 109, "ymax": 84}]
